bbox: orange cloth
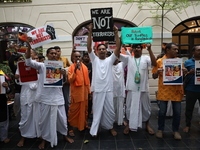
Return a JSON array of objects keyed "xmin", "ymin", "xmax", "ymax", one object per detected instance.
[
  {"xmin": 152, "ymin": 55, "xmax": 184, "ymax": 101},
  {"xmin": 68, "ymin": 62, "xmax": 90, "ymax": 131},
  {"xmin": 57, "ymin": 57, "xmax": 70, "ymax": 68}
]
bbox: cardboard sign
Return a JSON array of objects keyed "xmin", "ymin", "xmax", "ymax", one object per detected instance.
[
  {"xmin": 91, "ymin": 7, "xmax": 114, "ymax": 42},
  {"xmin": 74, "ymin": 36, "xmax": 88, "ymax": 51},
  {"xmin": 27, "ymin": 24, "xmax": 57, "ymax": 49},
  {"xmin": 163, "ymin": 59, "xmax": 183, "ymax": 85},
  {"xmin": 108, "ymin": 41, "xmax": 116, "ymax": 51},
  {"xmin": 17, "ymin": 32, "xmax": 28, "ymax": 54},
  {"xmin": 17, "ymin": 61, "xmax": 38, "ymax": 85},
  {"xmin": 121, "ymin": 27, "xmax": 153, "ymax": 44},
  {"xmin": 44, "ymin": 60, "xmax": 63, "ymax": 87},
  {"xmin": 195, "ymin": 60, "xmax": 200, "ymax": 85},
  {"xmin": 0, "ymin": 76, "xmax": 6, "ymax": 94}
]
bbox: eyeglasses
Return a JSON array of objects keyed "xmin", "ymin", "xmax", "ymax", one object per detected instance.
[
  {"xmin": 98, "ymin": 48, "xmax": 106, "ymax": 51},
  {"xmin": 75, "ymin": 56, "xmax": 81, "ymax": 58}
]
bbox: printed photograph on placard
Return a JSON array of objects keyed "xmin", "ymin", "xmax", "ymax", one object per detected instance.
[
  {"xmin": 163, "ymin": 59, "xmax": 183, "ymax": 85},
  {"xmin": 44, "ymin": 60, "xmax": 63, "ymax": 87}
]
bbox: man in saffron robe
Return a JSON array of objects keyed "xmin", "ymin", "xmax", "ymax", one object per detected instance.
[{"xmin": 68, "ymin": 51, "xmax": 90, "ymax": 135}]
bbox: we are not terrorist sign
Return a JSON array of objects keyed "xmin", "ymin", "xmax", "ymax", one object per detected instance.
[
  {"xmin": 121, "ymin": 27, "xmax": 153, "ymax": 44},
  {"xmin": 90, "ymin": 7, "xmax": 114, "ymax": 42}
]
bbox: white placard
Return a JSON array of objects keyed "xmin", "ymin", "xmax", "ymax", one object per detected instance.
[
  {"xmin": 27, "ymin": 24, "xmax": 57, "ymax": 49},
  {"xmin": 44, "ymin": 60, "xmax": 63, "ymax": 87},
  {"xmin": 163, "ymin": 58, "xmax": 183, "ymax": 85}
]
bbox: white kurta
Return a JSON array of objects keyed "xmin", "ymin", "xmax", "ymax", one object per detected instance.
[
  {"xmin": 89, "ymin": 51, "xmax": 117, "ymax": 136},
  {"xmin": 112, "ymin": 62, "xmax": 126, "ymax": 125},
  {"xmin": 25, "ymin": 58, "xmax": 68, "ymax": 147},
  {"xmin": 120, "ymin": 54, "xmax": 151, "ymax": 131}
]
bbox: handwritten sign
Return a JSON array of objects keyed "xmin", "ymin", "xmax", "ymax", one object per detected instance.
[
  {"xmin": 17, "ymin": 61, "xmax": 38, "ymax": 85},
  {"xmin": 91, "ymin": 7, "xmax": 114, "ymax": 42},
  {"xmin": 27, "ymin": 24, "xmax": 57, "ymax": 49},
  {"xmin": 163, "ymin": 59, "xmax": 183, "ymax": 85},
  {"xmin": 74, "ymin": 36, "xmax": 88, "ymax": 51},
  {"xmin": 195, "ymin": 60, "xmax": 200, "ymax": 85},
  {"xmin": 121, "ymin": 27, "xmax": 153, "ymax": 44}
]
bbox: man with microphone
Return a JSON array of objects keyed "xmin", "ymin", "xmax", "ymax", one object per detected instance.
[{"xmin": 67, "ymin": 51, "xmax": 90, "ymax": 136}]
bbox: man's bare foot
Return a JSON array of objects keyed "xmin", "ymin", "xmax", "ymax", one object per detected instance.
[
  {"xmin": 123, "ymin": 125, "xmax": 130, "ymax": 135},
  {"xmin": 110, "ymin": 129, "xmax": 117, "ymax": 136},
  {"xmin": 92, "ymin": 135, "xmax": 98, "ymax": 138},
  {"xmin": 123, "ymin": 121, "xmax": 128, "ymax": 126},
  {"xmin": 146, "ymin": 125, "xmax": 155, "ymax": 135},
  {"xmin": 69, "ymin": 130, "xmax": 75, "ymax": 137},
  {"xmin": 85, "ymin": 125, "xmax": 91, "ymax": 130},
  {"xmin": 64, "ymin": 136, "xmax": 74, "ymax": 143},
  {"xmin": 3, "ymin": 138, "xmax": 10, "ymax": 143},
  {"xmin": 183, "ymin": 127, "xmax": 190, "ymax": 133},
  {"xmin": 38, "ymin": 140, "xmax": 45, "ymax": 149},
  {"xmin": 17, "ymin": 137, "xmax": 25, "ymax": 147}
]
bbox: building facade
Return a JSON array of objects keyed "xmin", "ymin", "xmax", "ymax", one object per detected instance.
[{"xmin": 0, "ymin": 0, "xmax": 200, "ymax": 99}]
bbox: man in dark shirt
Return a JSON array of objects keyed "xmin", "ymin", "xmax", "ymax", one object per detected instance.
[{"xmin": 183, "ymin": 45, "xmax": 200, "ymax": 133}]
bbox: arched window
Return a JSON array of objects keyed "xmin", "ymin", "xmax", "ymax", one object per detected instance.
[
  {"xmin": 0, "ymin": 23, "xmax": 44, "ymax": 63},
  {"xmin": 172, "ymin": 17, "xmax": 200, "ymax": 58}
]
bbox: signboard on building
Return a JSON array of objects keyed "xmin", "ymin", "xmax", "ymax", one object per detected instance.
[
  {"xmin": 121, "ymin": 27, "xmax": 153, "ymax": 44},
  {"xmin": 90, "ymin": 7, "xmax": 114, "ymax": 42}
]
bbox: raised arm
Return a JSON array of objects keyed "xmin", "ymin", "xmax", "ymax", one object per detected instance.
[
  {"xmin": 87, "ymin": 23, "xmax": 93, "ymax": 53},
  {"xmin": 146, "ymin": 43, "xmax": 156, "ymax": 67},
  {"xmin": 113, "ymin": 26, "xmax": 121, "ymax": 58},
  {"xmin": 25, "ymin": 37, "xmax": 32, "ymax": 59}
]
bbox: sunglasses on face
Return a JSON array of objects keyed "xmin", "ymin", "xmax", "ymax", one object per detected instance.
[
  {"xmin": 75, "ymin": 56, "xmax": 81, "ymax": 58},
  {"xmin": 98, "ymin": 48, "xmax": 106, "ymax": 51}
]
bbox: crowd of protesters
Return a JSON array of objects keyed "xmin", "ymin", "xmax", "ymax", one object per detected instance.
[{"xmin": 0, "ymin": 23, "xmax": 200, "ymax": 149}]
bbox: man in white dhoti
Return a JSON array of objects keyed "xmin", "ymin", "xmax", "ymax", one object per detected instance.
[
  {"xmin": 120, "ymin": 43, "xmax": 156, "ymax": 135},
  {"xmin": 25, "ymin": 39, "xmax": 74, "ymax": 149},
  {"xmin": 112, "ymin": 59, "xmax": 126, "ymax": 125},
  {"xmin": 87, "ymin": 24, "xmax": 121, "ymax": 137},
  {"xmin": 16, "ymin": 52, "xmax": 41, "ymax": 147}
]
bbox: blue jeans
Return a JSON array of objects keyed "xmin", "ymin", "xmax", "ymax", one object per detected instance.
[{"xmin": 158, "ymin": 100, "xmax": 181, "ymax": 132}]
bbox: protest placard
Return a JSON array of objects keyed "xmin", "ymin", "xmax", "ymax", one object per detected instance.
[
  {"xmin": 74, "ymin": 36, "xmax": 88, "ymax": 51},
  {"xmin": 0, "ymin": 76, "xmax": 6, "ymax": 94},
  {"xmin": 108, "ymin": 41, "xmax": 116, "ymax": 51},
  {"xmin": 27, "ymin": 24, "xmax": 57, "ymax": 49},
  {"xmin": 17, "ymin": 32, "xmax": 28, "ymax": 54},
  {"xmin": 163, "ymin": 59, "xmax": 183, "ymax": 85},
  {"xmin": 121, "ymin": 27, "xmax": 153, "ymax": 44},
  {"xmin": 17, "ymin": 61, "xmax": 38, "ymax": 85},
  {"xmin": 44, "ymin": 60, "xmax": 63, "ymax": 87},
  {"xmin": 195, "ymin": 60, "xmax": 200, "ymax": 85},
  {"xmin": 91, "ymin": 7, "xmax": 114, "ymax": 42}
]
